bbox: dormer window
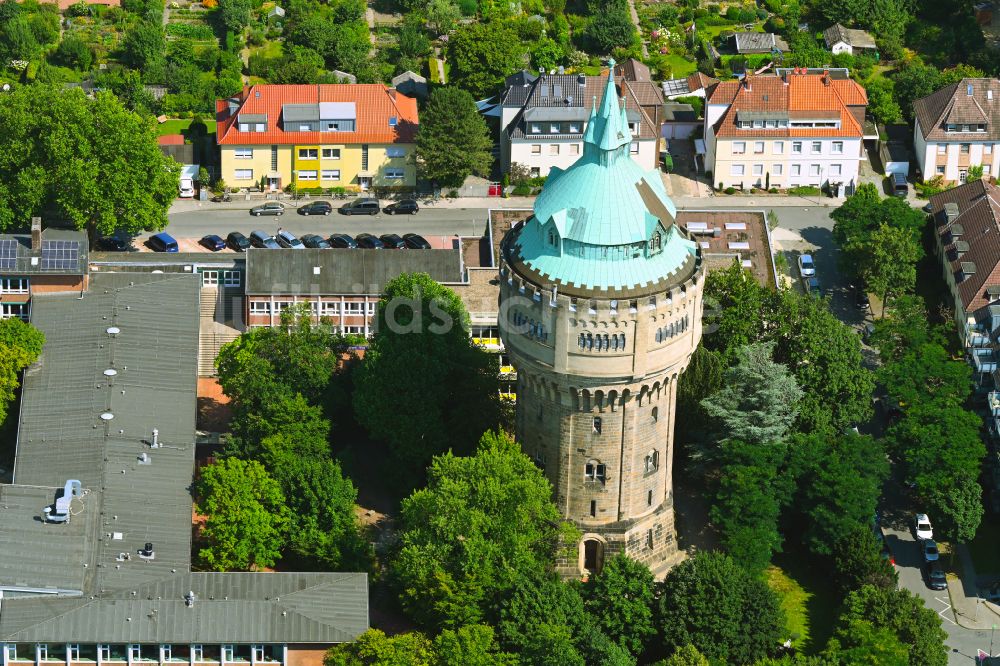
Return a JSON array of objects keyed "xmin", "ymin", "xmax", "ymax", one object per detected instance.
[
  {"xmin": 389, "ymin": 116, "xmax": 397, "ymax": 126},
  {"xmin": 650, "ymin": 232, "xmax": 662, "ymax": 252},
  {"xmin": 530, "ymin": 124, "xmax": 541, "ymax": 134},
  {"xmin": 548, "ymin": 230, "xmax": 557, "ymax": 246},
  {"xmin": 947, "ymin": 124, "xmax": 957, "ymax": 132}
]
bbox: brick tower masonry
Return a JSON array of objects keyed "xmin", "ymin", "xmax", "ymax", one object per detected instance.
[{"xmin": 498, "ymin": 61, "xmax": 704, "ymax": 580}]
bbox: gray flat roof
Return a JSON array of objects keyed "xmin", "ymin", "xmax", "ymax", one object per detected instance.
[
  {"xmin": 282, "ymin": 104, "xmax": 319, "ymax": 122},
  {"xmin": 245, "ymin": 248, "xmax": 465, "ymax": 295},
  {"xmin": 0, "ymin": 272, "xmax": 370, "ymax": 643},
  {"xmin": 10, "ymin": 273, "xmax": 201, "ymax": 595},
  {"xmin": 0, "ymin": 573, "xmax": 368, "ymax": 643}
]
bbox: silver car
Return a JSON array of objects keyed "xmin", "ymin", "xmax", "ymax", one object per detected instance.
[
  {"xmin": 250, "ymin": 202, "xmax": 284, "ymax": 216},
  {"xmin": 276, "ymin": 230, "xmax": 305, "ymax": 249}
]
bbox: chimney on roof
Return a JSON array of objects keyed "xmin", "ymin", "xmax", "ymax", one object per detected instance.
[
  {"xmin": 823, "ymin": 69, "xmax": 830, "ymax": 86},
  {"xmin": 387, "ymin": 88, "xmax": 396, "ymax": 100},
  {"xmin": 31, "ymin": 217, "xmax": 41, "ymax": 251},
  {"xmin": 744, "ymin": 74, "xmax": 752, "ymax": 92}
]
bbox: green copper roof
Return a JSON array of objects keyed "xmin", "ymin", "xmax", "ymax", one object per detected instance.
[{"xmin": 512, "ymin": 62, "xmax": 698, "ymax": 294}]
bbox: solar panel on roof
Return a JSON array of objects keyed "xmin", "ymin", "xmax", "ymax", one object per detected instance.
[
  {"xmin": 40, "ymin": 239, "xmax": 80, "ymax": 271},
  {"xmin": 0, "ymin": 239, "xmax": 16, "ymax": 270}
]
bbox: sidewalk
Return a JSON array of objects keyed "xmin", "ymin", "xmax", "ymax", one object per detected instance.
[{"xmin": 949, "ymin": 544, "xmax": 1000, "ymax": 630}]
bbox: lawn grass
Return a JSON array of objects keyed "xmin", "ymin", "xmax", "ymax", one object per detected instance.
[
  {"xmin": 249, "ymin": 39, "xmax": 283, "ymax": 60},
  {"xmin": 766, "ymin": 553, "xmax": 839, "ymax": 655},
  {"xmin": 658, "ymin": 53, "xmax": 698, "ymax": 78},
  {"xmin": 969, "ymin": 513, "xmax": 1000, "ymax": 576},
  {"xmin": 156, "ymin": 119, "xmax": 218, "ymax": 136}
]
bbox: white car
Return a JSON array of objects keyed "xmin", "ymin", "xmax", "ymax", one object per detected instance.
[
  {"xmin": 915, "ymin": 513, "xmax": 933, "ymax": 540},
  {"xmin": 798, "ymin": 254, "xmax": 816, "ymax": 277},
  {"xmin": 179, "ymin": 177, "xmax": 195, "ymax": 198}
]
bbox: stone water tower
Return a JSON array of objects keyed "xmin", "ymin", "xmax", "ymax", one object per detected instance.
[{"xmin": 498, "ymin": 65, "xmax": 704, "ymax": 579}]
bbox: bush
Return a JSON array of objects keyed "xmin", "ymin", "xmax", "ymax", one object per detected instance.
[
  {"xmin": 915, "ymin": 176, "xmax": 949, "ymax": 199},
  {"xmin": 724, "ymin": 186, "xmax": 736, "ymax": 194},
  {"xmin": 769, "ymin": 187, "xmax": 778, "ymax": 193},
  {"xmin": 788, "ymin": 185, "xmax": 821, "ymax": 196},
  {"xmin": 512, "ymin": 183, "xmax": 532, "ymax": 196}
]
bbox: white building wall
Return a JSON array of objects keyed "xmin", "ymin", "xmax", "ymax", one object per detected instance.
[
  {"xmin": 712, "ymin": 136, "xmax": 863, "ymax": 188},
  {"xmin": 510, "ymin": 138, "xmax": 657, "ymax": 176},
  {"xmin": 830, "ymin": 41, "xmax": 852, "ymax": 55}
]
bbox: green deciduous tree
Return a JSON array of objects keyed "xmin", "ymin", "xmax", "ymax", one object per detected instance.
[
  {"xmin": 860, "ymin": 224, "xmax": 923, "ymax": 310},
  {"xmin": 196, "ymin": 458, "xmax": 290, "ymax": 571},
  {"xmin": 832, "ymin": 526, "xmax": 898, "ymax": 596},
  {"xmin": 891, "ymin": 63, "xmax": 942, "ymax": 122},
  {"xmin": 583, "ymin": 554, "xmax": 656, "ymax": 656},
  {"xmin": 788, "ymin": 432, "xmax": 889, "ymax": 556},
  {"xmin": 823, "ymin": 618, "xmax": 909, "ymax": 666},
  {"xmin": 354, "ymin": 273, "xmax": 501, "ymax": 482},
  {"xmin": 122, "ymin": 20, "xmax": 166, "ymax": 81},
  {"xmin": 656, "ymin": 552, "xmax": 785, "ymax": 664},
  {"xmin": 830, "ymin": 585, "xmax": 948, "ymax": 666},
  {"xmin": 414, "ymin": 86, "xmax": 494, "ymax": 188},
  {"xmin": 676, "ymin": 345, "xmax": 724, "ymax": 442},
  {"xmin": 703, "ymin": 260, "xmax": 774, "ymax": 361},
  {"xmin": 879, "ymin": 343, "xmax": 971, "ymax": 409},
  {"xmin": 53, "ymin": 33, "xmax": 93, "ymax": 71},
  {"xmin": 711, "ymin": 441, "xmax": 786, "ymax": 572},
  {"xmin": 425, "ymin": 0, "xmax": 460, "ymax": 34},
  {"xmin": 432, "ymin": 624, "xmax": 518, "ymax": 666},
  {"xmin": 656, "ymin": 645, "xmax": 710, "ymax": 666},
  {"xmin": 586, "ymin": 9, "xmax": 637, "ymax": 54},
  {"xmin": 219, "ymin": 0, "xmax": 252, "ymax": 33},
  {"xmin": 925, "ymin": 476, "xmax": 984, "ymax": 544},
  {"xmin": 324, "ymin": 630, "xmax": 434, "ymax": 666},
  {"xmin": 391, "ymin": 431, "xmax": 576, "ymax": 630},
  {"xmin": 0, "ymin": 318, "xmax": 45, "ymax": 426},
  {"xmin": 0, "ymin": 85, "xmax": 178, "ymax": 239},
  {"xmin": 701, "ymin": 342, "xmax": 803, "ymax": 447},
  {"xmin": 447, "ymin": 22, "xmax": 527, "ymax": 98}
]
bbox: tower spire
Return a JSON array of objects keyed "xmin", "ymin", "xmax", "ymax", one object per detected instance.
[{"xmin": 583, "ymin": 60, "xmax": 633, "ymax": 157}]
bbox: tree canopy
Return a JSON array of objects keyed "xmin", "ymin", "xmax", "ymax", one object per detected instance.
[
  {"xmin": 0, "ymin": 318, "xmax": 45, "ymax": 426},
  {"xmin": 353, "ymin": 273, "xmax": 501, "ymax": 486},
  {"xmin": 446, "ymin": 22, "xmax": 527, "ymax": 98},
  {"xmin": 656, "ymin": 552, "xmax": 785, "ymax": 664},
  {"xmin": 195, "ymin": 458, "xmax": 290, "ymax": 571},
  {"xmin": 0, "ymin": 85, "xmax": 179, "ymax": 239},
  {"xmin": 391, "ymin": 430, "xmax": 577, "ymax": 630},
  {"xmin": 414, "ymin": 86, "xmax": 494, "ymax": 188}
]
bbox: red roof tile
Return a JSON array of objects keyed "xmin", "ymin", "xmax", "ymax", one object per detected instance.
[
  {"xmin": 217, "ymin": 84, "xmax": 419, "ymax": 146},
  {"xmin": 710, "ymin": 72, "xmax": 867, "ymax": 138}
]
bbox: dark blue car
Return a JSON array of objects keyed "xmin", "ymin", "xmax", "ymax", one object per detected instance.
[
  {"xmin": 200, "ymin": 234, "xmax": 226, "ymax": 251},
  {"xmin": 148, "ymin": 232, "xmax": 178, "ymax": 253}
]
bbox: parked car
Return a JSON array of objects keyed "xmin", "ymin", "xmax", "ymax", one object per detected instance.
[
  {"xmin": 804, "ymin": 276, "xmax": 822, "ymax": 297},
  {"xmin": 355, "ymin": 233, "xmax": 384, "ymax": 249},
  {"xmin": 921, "ymin": 539, "xmax": 940, "ymax": 563},
  {"xmin": 301, "ymin": 233, "xmax": 331, "ymax": 249},
  {"xmin": 226, "ymin": 231, "xmax": 251, "ymax": 252},
  {"xmin": 855, "ymin": 284, "xmax": 870, "ymax": 310},
  {"xmin": 249, "ymin": 230, "xmax": 281, "ymax": 249},
  {"xmin": 276, "ymin": 230, "xmax": 305, "ymax": 249},
  {"xmin": 403, "ymin": 233, "xmax": 432, "ymax": 249},
  {"xmin": 925, "ymin": 563, "xmax": 947, "ymax": 590},
  {"xmin": 251, "ymin": 202, "xmax": 284, "ymax": 216},
  {"xmin": 380, "ymin": 233, "xmax": 406, "ymax": 249},
  {"xmin": 892, "ymin": 172, "xmax": 908, "ymax": 198},
  {"xmin": 915, "ymin": 513, "xmax": 934, "ymax": 540},
  {"xmin": 798, "ymin": 253, "xmax": 816, "ymax": 277},
  {"xmin": 200, "ymin": 234, "xmax": 226, "ymax": 251},
  {"xmin": 299, "ymin": 201, "xmax": 333, "ymax": 216},
  {"xmin": 148, "ymin": 232, "xmax": 178, "ymax": 253},
  {"xmin": 329, "ymin": 233, "xmax": 358, "ymax": 249},
  {"xmin": 179, "ymin": 177, "xmax": 195, "ymax": 198},
  {"xmin": 384, "ymin": 199, "xmax": 419, "ymax": 215},
  {"xmin": 96, "ymin": 234, "xmax": 131, "ymax": 251},
  {"xmin": 339, "ymin": 198, "xmax": 380, "ymax": 215}
]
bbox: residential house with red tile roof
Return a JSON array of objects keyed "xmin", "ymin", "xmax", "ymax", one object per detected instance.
[
  {"xmin": 929, "ymin": 179, "xmax": 1000, "ymax": 374},
  {"xmin": 913, "ymin": 78, "xmax": 1000, "ymax": 185},
  {"xmin": 705, "ymin": 68, "xmax": 870, "ymax": 189},
  {"xmin": 215, "ymin": 84, "xmax": 418, "ymax": 193}
]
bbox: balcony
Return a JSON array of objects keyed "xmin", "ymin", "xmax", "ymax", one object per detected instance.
[
  {"xmin": 966, "ymin": 324, "xmax": 991, "ymax": 349},
  {"xmin": 971, "ymin": 348, "xmax": 997, "ymax": 374},
  {"xmin": 988, "ymin": 391, "xmax": 1000, "ymax": 418}
]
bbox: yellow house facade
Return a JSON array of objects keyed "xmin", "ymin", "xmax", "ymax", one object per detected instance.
[
  {"xmin": 219, "ymin": 143, "xmax": 416, "ymax": 191},
  {"xmin": 216, "ymin": 84, "xmax": 420, "ymax": 192}
]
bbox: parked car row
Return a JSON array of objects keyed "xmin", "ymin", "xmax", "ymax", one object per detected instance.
[
  {"xmin": 249, "ymin": 198, "xmax": 421, "ymax": 217},
  {"xmin": 213, "ymin": 230, "xmax": 432, "ymax": 252}
]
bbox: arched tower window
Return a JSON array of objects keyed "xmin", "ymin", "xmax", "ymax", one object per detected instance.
[
  {"xmin": 651, "ymin": 406, "xmax": 658, "ymax": 422},
  {"xmin": 650, "ymin": 231, "xmax": 662, "ymax": 252},
  {"xmin": 592, "ymin": 416, "xmax": 602, "ymax": 434}
]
